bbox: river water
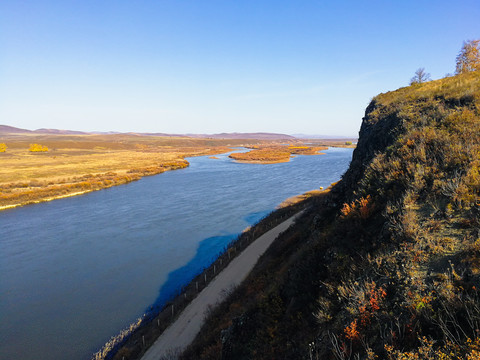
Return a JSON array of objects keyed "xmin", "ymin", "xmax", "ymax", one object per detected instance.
[{"xmin": 0, "ymin": 147, "xmax": 353, "ymax": 360}]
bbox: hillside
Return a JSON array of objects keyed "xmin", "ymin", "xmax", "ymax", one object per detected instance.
[{"xmin": 180, "ymin": 72, "xmax": 480, "ymax": 359}]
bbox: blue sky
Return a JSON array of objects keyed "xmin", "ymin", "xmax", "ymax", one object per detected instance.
[{"xmin": 1, "ymin": 1, "xmax": 479, "ymax": 136}]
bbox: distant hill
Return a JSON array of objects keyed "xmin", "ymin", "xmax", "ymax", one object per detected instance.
[
  {"xmin": 185, "ymin": 132, "xmax": 296, "ymax": 140},
  {"xmin": 292, "ymin": 133, "xmax": 357, "ymax": 140},
  {"xmin": 0, "ymin": 126, "xmax": 296, "ymax": 140},
  {"xmin": 0, "ymin": 125, "xmax": 33, "ymax": 134},
  {"xmin": 0, "ymin": 125, "xmax": 87, "ymax": 135}
]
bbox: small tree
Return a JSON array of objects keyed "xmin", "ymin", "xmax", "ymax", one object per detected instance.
[
  {"xmin": 0, "ymin": 143, "xmax": 7, "ymax": 152},
  {"xmin": 455, "ymin": 39, "xmax": 480, "ymax": 74},
  {"xmin": 29, "ymin": 143, "xmax": 49, "ymax": 152},
  {"xmin": 410, "ymin": 68, "xmax": 431, "ymax": 85}
]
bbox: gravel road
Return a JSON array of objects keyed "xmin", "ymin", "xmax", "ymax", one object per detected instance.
[{"xmin": 141, "ymin": 211, "xmax": 302, "ymax": 360}]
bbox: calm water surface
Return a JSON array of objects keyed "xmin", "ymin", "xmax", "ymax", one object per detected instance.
[{"xmin": 0, "ymin": 147, "xmax": 353, "ymax": 360}]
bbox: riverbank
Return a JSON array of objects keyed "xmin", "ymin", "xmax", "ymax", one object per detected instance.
[
  {"xmin": 95, "ymin": 193, "xmax": 317, "ymax": 360},
  {"xmin": 0, "ymin": 190, "xmax": 93, "ymax": 211},
  {"xmin": 142, "ymin": 211, "xmax": 304, "ymax": 359},
  {"xmin": 277, "ymin": 187, "xmax": 331, "ymax": 208},
  {"xmin": 0, "ymin": 161, "xmax": 189, "ymax": 211},
  {"xmin": 0, "ymin": 133, "xmax": 256, "ymax": 210}
]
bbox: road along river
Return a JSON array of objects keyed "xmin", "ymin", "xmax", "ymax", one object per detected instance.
[{"xmin": 142, "ymin": 211, "xmax": 303, "ymax": 359}]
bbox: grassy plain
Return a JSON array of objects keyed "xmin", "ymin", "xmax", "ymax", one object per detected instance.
[{"xmin": 0, "ymin": 133, "xmax": 268, "ymax": 209}]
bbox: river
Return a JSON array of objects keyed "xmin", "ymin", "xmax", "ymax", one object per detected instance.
[{"xmin": 0, "ymin": 147, "xmax": 353, "ymax": 360}]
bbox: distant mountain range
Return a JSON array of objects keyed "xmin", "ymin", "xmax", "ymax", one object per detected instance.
[
  {"xmin": 0, "ymin": 125, "xmax": 356, "ymax": 140},
  {"xmin": 291, "ymin": 133, "xmax": 357, "ymax": 139},
  {"xmin": 184, "ymin": 132, "xmax": 296, "ymax": 140},
  {"xmin": 0, "ymin": 125, "xmax": 89, "ymax": 135},
  {"xmin": 0, "ymin": 125, "xmax": 297, "ymax": 140}
]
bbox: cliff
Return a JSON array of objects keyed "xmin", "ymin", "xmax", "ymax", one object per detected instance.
[{"xmin": 181, "ymin": 71, "xmax": 480, "ymax": 359}]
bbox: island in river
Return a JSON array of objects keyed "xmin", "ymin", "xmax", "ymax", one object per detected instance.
[{"xmin": 228, "ymin": 145, "xmax": 329, "ymax": 164}]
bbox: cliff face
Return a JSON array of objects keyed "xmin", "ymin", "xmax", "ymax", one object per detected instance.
[
  {"xmin": 340, "ymin": 99, "xmax": 402, "ymax": 194},
  {"xmin": 181, "ymin": 72, "xmax": 480, "ymax": 360},
  {"xmin": 342, "ymin": 71, "xmax": 479, "ymax": 201}
]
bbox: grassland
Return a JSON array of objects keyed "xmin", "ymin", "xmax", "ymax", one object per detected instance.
[{"xmin": 0, "ymin": 133, "xmax": 271, "ymax": 209}]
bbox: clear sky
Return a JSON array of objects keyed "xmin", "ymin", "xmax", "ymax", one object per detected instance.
[{"xmin": 1, "ymin": 1, "xmax": 479, "ymax": 136}]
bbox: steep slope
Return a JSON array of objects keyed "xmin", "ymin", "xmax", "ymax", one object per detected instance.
[{"xmin": 181, "ymin": 72, "xmax": 480, "ymax": 359}]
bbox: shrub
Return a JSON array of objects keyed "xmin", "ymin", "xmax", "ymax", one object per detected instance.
[{"xmin": 29, "ymin": 143, "xmax": 49, "ymax": 152}]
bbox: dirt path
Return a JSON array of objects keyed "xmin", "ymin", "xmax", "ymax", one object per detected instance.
[{"xmin": 141, "ymin": 211, "xmax": 303, "ymax": 360}]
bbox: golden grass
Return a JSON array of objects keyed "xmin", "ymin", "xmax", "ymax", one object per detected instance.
[
  {"xmin": 229, "ymin": 148, "xmax": 291, "ymax": 163},
  {"xmin": 0, "ymin": 134, "xmax": 247, "ymax": 209},
  {"xmin": 374, "ymin": 70, "xmax": 480, "ymax": 107},
  {"xmin": 0, "ymin": 148, "xmax": 191, "ymax": 209},
  {"xmin": 228, "ymin": 145, "xmax": 328, "ymax": 164},
  {"xmin": 277, "ymin": 188, "xmax": 328, "ymax": 208}
]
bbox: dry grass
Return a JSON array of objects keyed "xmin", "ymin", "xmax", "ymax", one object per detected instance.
[
  {"xmin": 228, "ymin": 145, "xmax": 328, "ymax": 164},
  {"xmin": 372, "ymin": 70, "xmax": 480, "ymax": 111},
  {"xmin": 1, "ymin": 148, "xmax": 181, "ymax": 183},
  {"xmin": 277, "ymin": 189, "xmax": 327, "ymax": 208},
  {"xmin": 0, "ymin": 133, "xmax": 254, "ymax": 209}
]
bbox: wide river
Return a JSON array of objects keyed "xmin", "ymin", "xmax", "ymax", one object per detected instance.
[{"xmin": 0, "ymin": 147, "xmax": 353, "ymax": 360}]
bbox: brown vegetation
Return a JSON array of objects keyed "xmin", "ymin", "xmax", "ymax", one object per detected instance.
[
  {"xmin": 278, "ymin": 189, "xmax": 327, "ymax": 208},
  {"xmin": 228, "ymin": 145, "xmax": 328, "ymax": 164},
  {"xmin": 0, "ymin": 134, "xmax": 273, "ymax": 209}
]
